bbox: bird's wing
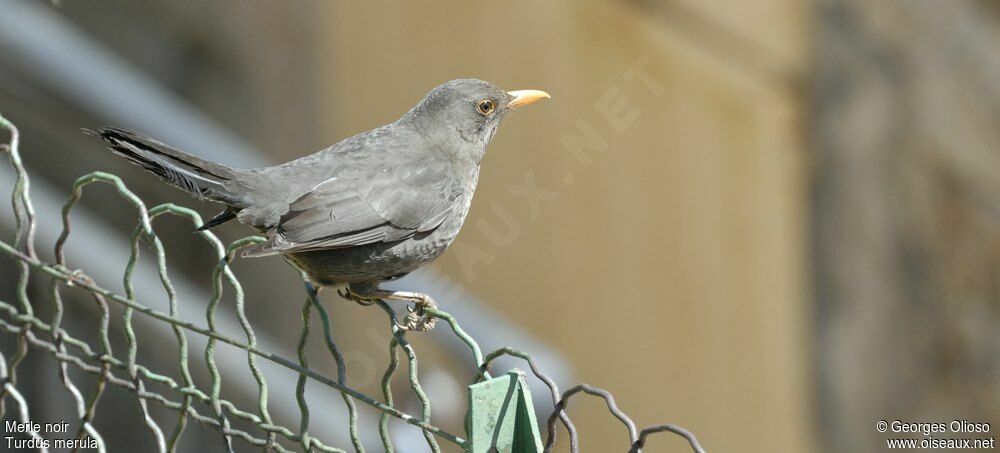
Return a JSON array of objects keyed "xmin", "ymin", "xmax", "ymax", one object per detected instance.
[{"xmin": 247, "ymin": 160, "xmax": 461, "ymax": 256}]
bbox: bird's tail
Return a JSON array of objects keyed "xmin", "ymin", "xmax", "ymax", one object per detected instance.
[{"xmin": 89, "ymin": 127, "xmax": 252, "ymax": 208}]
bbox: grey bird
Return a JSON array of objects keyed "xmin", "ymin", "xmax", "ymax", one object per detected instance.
[{"xmin": 91, "ymin": 79, "xmax": 549, "ymax": 330}]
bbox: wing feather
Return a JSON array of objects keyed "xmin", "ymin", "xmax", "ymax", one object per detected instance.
[{"xmin": 251, "ymin": 159, "xmax": 461, "ymax": 255}]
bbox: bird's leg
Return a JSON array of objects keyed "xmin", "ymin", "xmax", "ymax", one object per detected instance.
[
  {"xmin": 342, "ymin": 283, "xmax": 439, "ymax": 331},
  {"xmin": 336, "ymin": 287, "xmax": 376, "ymax": 306}
]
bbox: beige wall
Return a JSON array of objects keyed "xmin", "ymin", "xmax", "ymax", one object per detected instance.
[{"xmin": 317, "ymin": 1, "xmax": 813, "ymax": 451}]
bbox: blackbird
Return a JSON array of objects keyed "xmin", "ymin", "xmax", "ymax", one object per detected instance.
[{"xmin": 91, "ymin": 79, "xmax": 549, "ymax": 330}]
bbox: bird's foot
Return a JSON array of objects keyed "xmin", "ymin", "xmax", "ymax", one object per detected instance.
[
  {"xmin": 400, "ymin": 293, "xmax": 439, "ymax": 332},
  {"xmin": 372, "ymin": 290, "xmax": 439, "ymax": 332},
  {"xmin": 66, "ymin": 268, "xmax": 93, "ymax": 287},
  {"xmin": 341, "ymin": 284, "xmax": 440, "ymax": 331},
  {"xmin": 337, "ymin": 288, "xmax": 377, "ymax": 306}
]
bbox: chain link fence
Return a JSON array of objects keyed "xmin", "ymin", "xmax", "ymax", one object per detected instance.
[{"xmin": 0, "ymin": 114, "xmax": 704, "ymax": 452}]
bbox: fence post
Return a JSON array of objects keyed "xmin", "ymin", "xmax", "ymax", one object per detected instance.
[{"xmin": 467, "ymin": 368, "xmax": 543, "ymax": 452}]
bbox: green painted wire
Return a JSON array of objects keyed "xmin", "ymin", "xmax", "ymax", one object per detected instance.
[
  {"xmin": 151, "ymin": 232, "xmax": 206, "ymax": 451},
  {"xmin": 375, "ymin": 300, "xmax": 440, "ymax": 453},
  {"xmin": 5, "ymin": 290, "xmax": 360, "ymax": 452},
  {"xmin": 50, "ymin": 173, "xmax": 179, "ymax": 453},
  {"xmin": 0, "ymin": 303, "xmax": 353, "ymax": 452},
  {"xmin": 124, "ymin": 224, "xmax": 170, "ymax": 451},
  {"xmin": 0, "ymin": 316, "xmax": 305, "ymax": 452},
  {"xmin": 53, "ymin": 172, "xmax": 158, "ymax": 450},
  {"xmin": 0, "ymin": 324, "xmax": 30, "ymax": 418},
  {"xmin": 56, "ymin": 184, "xmax": 205, "ymax": 453},
  {"xmin": 202, "ymin": 245, "xmax": 229, "ymax": 444},
  {"xmin": 136, "ymin": 207, "xmax": 272, "ymax": 451},
  {"xmin": 0, "ymin": 114, "xmax": 37, "ymax": 420},
  {"xmin": 218, "ymin": 235, "xmax": 275, "ymax": 450},
  {"xmin": 124, "ymin": 206, "xmax": 349, "ymax": 453},
  {"xmin": 0, "ymin": 349, "xmax": 46, "ymax": 450},
  {"xmin": 76, "ymin": 292, "xmax": 113, "ymax": 449},
  {"xmin": 139, "ymin": 205, "xmax": 264, "ymax": 451},
  {"xmin": 423, "ymin": 308, "xmax": 489, "ymax": 379},
  {"xmin": 378, "ymin": 337, "xmax": 400, "ymax": 452},
  {"xmin": 304, "ymin": 282, "xmax": 364, "ymax": 453},
  {"xmin": 3, "ymin": 292, "xmax": 178, "ymax": 410},
  {"xmin": 48, "ymin": 273, "xmax": 106, "ymax": 452},
  {"xmin": 296, "ymin": 300, "xmax": 314, "ymax": 452},
  {"xmin": 0, "ymin": 114, "xmax": 37, "ymax": 311},
  {"xmin": 54, "ymin": 177, "xmax": 194, "ymax": 451}
]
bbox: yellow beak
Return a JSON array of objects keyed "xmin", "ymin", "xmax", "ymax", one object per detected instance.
[{"xmin": 506, "ymin": 89, "xmax": 551, "ymax": 109}]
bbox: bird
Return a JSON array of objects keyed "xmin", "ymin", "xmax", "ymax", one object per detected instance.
[{"xmin": 90, "ymin": 79, "xmax": 549, "ymax": 330}]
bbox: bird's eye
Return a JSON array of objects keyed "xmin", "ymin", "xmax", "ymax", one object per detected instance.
[{"xmin": 476, "ymin": 99, "xmax": 495, "ymax": 115}]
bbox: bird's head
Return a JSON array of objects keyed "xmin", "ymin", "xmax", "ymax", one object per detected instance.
[{"xmin": 403, "ymin": 79, "xmax": 549, "ymax": 154}]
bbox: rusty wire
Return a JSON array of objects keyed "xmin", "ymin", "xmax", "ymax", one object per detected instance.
[{"xmin": 0, "ymin": 113, "xmax": 704, "ymax": 452}]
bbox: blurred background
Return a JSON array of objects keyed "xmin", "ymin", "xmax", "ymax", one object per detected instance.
[{"xmin": 1, "ymin": 0, "xmax": 998, "ymax": 451}]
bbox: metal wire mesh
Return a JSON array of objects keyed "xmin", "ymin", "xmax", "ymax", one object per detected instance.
[{"xmin": 0, "ymin": 114, "xmax": 705, "ymax": 452}]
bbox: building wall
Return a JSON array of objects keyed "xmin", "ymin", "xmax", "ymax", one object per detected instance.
[{"xmin": 814, "ymin": 1, "xmax": 1000, "ymax": 451}]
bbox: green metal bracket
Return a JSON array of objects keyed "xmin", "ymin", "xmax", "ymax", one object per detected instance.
[{"xmin": 467, "ymin": 369, "xmax": 544, "ymax": 453}]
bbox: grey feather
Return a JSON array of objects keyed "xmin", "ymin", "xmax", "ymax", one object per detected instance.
[{"xmin": 94, "ymin": 78, "xmax": 535, "ymax": 286}]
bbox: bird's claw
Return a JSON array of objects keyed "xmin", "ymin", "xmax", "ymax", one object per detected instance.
[
  {"xmin": 66, "ymin": 269, "xmax": 92, "ymax": 287},
  {"xmin": 398, "ymin": 296, "xmax": 438, "ymax": 332}
]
